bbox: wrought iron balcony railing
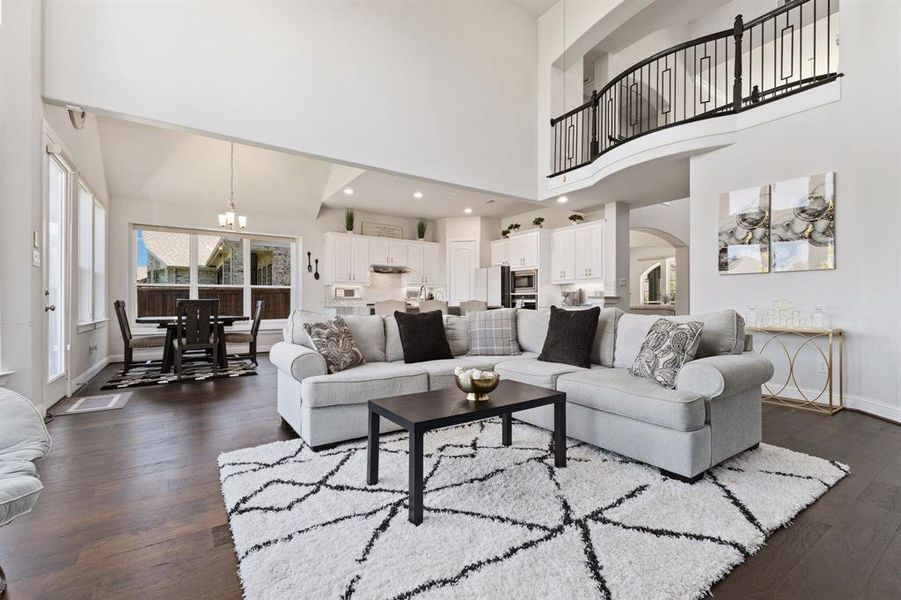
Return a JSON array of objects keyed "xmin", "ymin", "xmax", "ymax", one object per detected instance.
[{"xmin": 549, "ymin": 0, "xmax": 841, "ymax": 178}]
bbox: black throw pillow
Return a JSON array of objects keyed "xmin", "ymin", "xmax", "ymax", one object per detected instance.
[
  {"xmin": 394, "ymin": 310, "xmax": 453, "ymax": 364},
  {"xmin": 538, "ymin": 305, "xmax": 601, "ymax": 368}
]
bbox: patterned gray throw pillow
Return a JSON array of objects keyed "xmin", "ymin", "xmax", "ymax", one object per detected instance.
[
  {"xmin": 630, "ymin": 318, "xmax": 704, "ymax": 388},
  {"xmin": 303, "ymin": 316, "xmax": 365, "ymax": 374},
  {"xmin": 467, "ymin": 309, "xmax": 521, "ymax": 356}
]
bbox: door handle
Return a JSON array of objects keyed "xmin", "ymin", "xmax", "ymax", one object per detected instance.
[{"xmin": 44, "ymin": 305, "xmax": 56, "ymax": 312}]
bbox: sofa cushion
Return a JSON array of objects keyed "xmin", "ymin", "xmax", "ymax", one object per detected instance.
[
  {"xmin": 396, "ymin": 357, "xmax": 495, "ymax": 390},
  {"xmin": 494, "ymin": 357, "xmax": 587, "ymax": 389},
  {"xmin": 0, "ymin": 459, "xmax": 43, "ymax": 527},
  {"xmin": 591, "ymin": 308, "xmax": 624, "ymax": 367},
  {"xmin": 444, "ymin": 315, "xmax": 470, "ymax": 356},
  {"xmin": 395, "ymin": 311, "xmax": 454, "ymax": 363},
  {"xmin": 301, "ymin": 362, "xmax": 428, "ymax": 408},
  {"xmin": 516, "ymin": 309, "xmax": 550, "ymax": 354},
  {"xmin": 557, "ymin": 368, "xmax": 707, "ymax": 432},
  {"xmin": 340, "ymin": 315, "xmax": 386, "ymax": 363},
  {"xmin": 538, "ymin": 305, "xmax": 600, "ymax": 368},
  {"xmin": 614, "ymin": 310, "xmax": 746, "ymax": 368},
  {"xmin": 630, "ymin": 319, "xmax": 704, "ymax": 388},
  {"xmin": 465, "ymin": 352, "xmax": 538, "ymax": 367},
  {"xmin": 283, "ymin": 309, "xmax": 331, "ymax": 349},
  {"xmin": 384, "ymin": 316, "xmax": 407, "ymax": 362}
]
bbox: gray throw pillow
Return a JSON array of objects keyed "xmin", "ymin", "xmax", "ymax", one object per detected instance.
[
  {"xmin": 303, "ymin": 316, "xmax": 365, "ymax": 374},
  {"xmin": 283, "ymin": 309, "xmax": 331, "ymax": 349},
  {"xmin": 630, "ymin": 318, "xmax": 703, "ymax": 388},
  {"xmin": 467, "ymin": 309, "xmax": 521, "ymax": 356}
]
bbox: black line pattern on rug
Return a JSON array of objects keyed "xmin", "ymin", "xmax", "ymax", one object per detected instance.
[
  {"xmin": 707, "ymin": 471, "xmax": 766, "ymax": 535},
  {"xmin": 222, "ymin": 419, "xmax": 849, "ymax": 599}
]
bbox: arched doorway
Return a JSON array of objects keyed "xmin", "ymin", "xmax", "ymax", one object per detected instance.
[{"xmin": 630, "ymin": 228, "xmax": 689, "ymax": 314}]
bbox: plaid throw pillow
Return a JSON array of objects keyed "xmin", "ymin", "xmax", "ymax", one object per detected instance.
[
  {"xmin": 467, "ymin": 309, "xmax": 521, "ymax": 356},
  {"xmin": 629, "ymin": 318, "xmax": 703, "ymax": 388}
]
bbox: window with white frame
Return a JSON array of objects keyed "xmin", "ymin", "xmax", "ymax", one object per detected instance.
[
  {"xmin": 133, "ymin": 225, "xmax": 296, "ymax": 320},
  {"xmin": 77, "ymin": 182, "xmax": 107, "ymax": 325}
]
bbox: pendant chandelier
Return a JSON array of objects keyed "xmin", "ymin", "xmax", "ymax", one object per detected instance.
[{"xmin": 218, "ymin": 142, "xmax": 247, "ymax": 231}]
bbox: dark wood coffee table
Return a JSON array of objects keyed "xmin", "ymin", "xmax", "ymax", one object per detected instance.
[{"xmin": 367, "ymin": 380, "xmax": 566, "ymax": 525}]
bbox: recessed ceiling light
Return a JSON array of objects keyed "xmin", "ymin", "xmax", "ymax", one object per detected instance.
[
  {"xmin": 464, "ymin": 208, "xmax": 473, "ymax": 214},
  {"xmin": 343, "ymin": 188, "xmax": 354, "ymax": 195},
  {"xmin": 413, "ymin": 191, "xmax": 424, "ymax": 199},
  {"xmin": 557, "ymin": 196, "xmax": 569, "ymax": 204}
]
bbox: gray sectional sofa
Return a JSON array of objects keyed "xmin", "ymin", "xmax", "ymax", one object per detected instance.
[{"xmin": 270, "ymin": 308, "xmax": 773, "ymax": 480}]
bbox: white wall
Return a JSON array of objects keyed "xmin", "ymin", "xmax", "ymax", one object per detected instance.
[
  {"xmin": 43, "ymin": 0, "xmax": 538, "ymax": 200},
  {"xmin": 107, "ymin": 197, "xmax": 423, "ymax": 357},
  {"xmin": 689, "ymin": 1, "xmax": 901, "ymax": 421},
  {"xmin": 43, "ymin": 106, "xmax": 112, "ymax": 390},
  {"xmin": 0, "ymin": 0, "xmax": 45, "ymax": 408}
]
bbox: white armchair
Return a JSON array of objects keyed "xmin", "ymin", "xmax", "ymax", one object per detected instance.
[{"xmin": 0, "ymin": 388, "xmax": 51, "ymax": 593}]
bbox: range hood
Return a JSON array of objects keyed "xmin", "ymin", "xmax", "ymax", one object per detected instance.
[{"xmin": 371, "ymin": 264, "xmax": 410, "ymax": 274}]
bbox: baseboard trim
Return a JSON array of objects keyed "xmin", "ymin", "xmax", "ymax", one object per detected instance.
[
  {"xmin": 72, "ymin": 356, "xmax": 111, "ymax": 390},
  {"xmin": 768, "ymin": 385, "xmax": 901, "ymax": 425}
]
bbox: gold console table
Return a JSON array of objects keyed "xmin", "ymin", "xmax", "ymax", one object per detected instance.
[{"xmin": 746, "ymin": 326, "xmax": 844, "ymax": 415}]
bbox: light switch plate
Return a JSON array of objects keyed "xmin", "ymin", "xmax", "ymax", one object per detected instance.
[{"xmin": 32, "ymin": 250, "xmax": 41, "ymax": 267}]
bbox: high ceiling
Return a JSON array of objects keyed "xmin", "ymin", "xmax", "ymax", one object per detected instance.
[
  {"xmin": 96, "ymin": 117, "xmax": 539, "ymax": 221},
  {"xmin": 321, "ymin": 171, "xmax": 536, "ymax": 220},
  {"xmin": 509, "ymin": 0, "xmax": 556, "ymax": 17}
]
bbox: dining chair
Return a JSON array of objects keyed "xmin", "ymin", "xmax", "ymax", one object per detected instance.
[
  {"xmin": 419, "ymin": 300, "xmax": 448, "ymax": 315},
  {"xmin": 374, "ymin": 301, "xmax": 407, "ymax": 316},
  {"xmin": 225, "ymin": 300, "xmax": 264, "ymax": 365},
  {"xmin": 459, "ymin": 300, "xmax": 487, "ymax": 315},
  {"xmin": 114, "ymin": 300, "xmax": 166, "ymax": 373},
  {"xmin": 174, "ymin": 299, "xmax": 220, "ymax": 379}
]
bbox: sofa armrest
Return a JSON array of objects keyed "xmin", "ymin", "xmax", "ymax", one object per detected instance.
[
  {"xmin": 675, "ymin": 352, "xmax": 774, "ymax": 400},
  {"xmin": 0, "ymin": 388, "xmax": 52, "ymax": 461},
  {"xmin": 269, "ymin": 341, "xmax": 328, "ymax": 382}
]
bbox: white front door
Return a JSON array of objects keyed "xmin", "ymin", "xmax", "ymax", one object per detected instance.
[
  {"xmin": 446, "ymin": 240, "xmax": 476, "ymax": 306},
  {"xmin": 44, "ymin": 152, "xmax": 70, "ymax": 405}
]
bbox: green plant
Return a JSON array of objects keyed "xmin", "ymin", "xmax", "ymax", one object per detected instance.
[
  {"xmin": 532, "ymin": 217, "xmax": 545, "ymax": 228},
  {"xmin": 344, "ymin": 208, "xmax": 355, "ymax": 232},
  {"xmin": 568, "ymin": 213, "xmax": 584, "ymax": 224},
  {"xmin": 417, "ymin": 218, "xmax": 427, "ymax": 239},
  {"xmin": 508, "ymin": 223, "xmax": 521, "ymax": 231},
  {"xmin": 501, "ymin": 228, "xmax": 510, "ymax": 238}
]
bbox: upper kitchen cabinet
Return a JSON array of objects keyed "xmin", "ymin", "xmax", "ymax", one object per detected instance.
[
  {"xmin": 325, "ymin": 232, "xmax": 370, "ymax": 285},
  {"xmin": 490, "ymin": 239, "xmax": 509, "ymax": 267},
  {"xmin": 507, "ymin": 230, "xmax": 545, "ymax": 270},
  {"xmin": 369, "ymin": 238, "xmax": 408, "ymax": 266},
  {"xmin": 407, "ymin": 241, "xmax": 439, "ymax": 286},
  {"xmin": 550, "ymin": 221, "xmax": 604, "ymax": 283}
]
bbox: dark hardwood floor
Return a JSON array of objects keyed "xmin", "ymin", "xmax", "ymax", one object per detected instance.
[{"xmin": 2, "ymin": 357, "xmax": 899, "ymax": 599}]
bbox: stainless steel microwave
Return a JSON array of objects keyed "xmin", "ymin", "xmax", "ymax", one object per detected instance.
[{"xmin": 511, "ymin": 269, "xmax": 537, "ymax": 294}]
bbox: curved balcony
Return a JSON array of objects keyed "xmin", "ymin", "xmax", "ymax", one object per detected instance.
[{"xmin": 549, "ymin": 0, "xmax": 841, "ymax": 179}]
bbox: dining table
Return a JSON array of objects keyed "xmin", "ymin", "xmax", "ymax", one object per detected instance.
[{"xmin": 135, "ymin": 315, "xmax": 250, "ymax": 373}]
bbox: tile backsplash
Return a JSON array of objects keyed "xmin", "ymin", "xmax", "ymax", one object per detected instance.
[{"xmin": 364, "ymin": 273, "xmax": 406, "ymax": 302}]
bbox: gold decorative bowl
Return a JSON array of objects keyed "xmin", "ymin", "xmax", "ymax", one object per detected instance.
[{"xmin": 454, "ymin": 371, "xmax": 500, "ymax": 402}]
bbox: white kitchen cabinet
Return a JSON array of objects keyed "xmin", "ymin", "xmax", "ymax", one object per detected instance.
[
  {"xmin": 549, "ymin": 221, "xmax": 604, "ymax": 283},
  {"xmin": 407, "ymin": 241, "xmax": 439, "ymax": 286},
  {"xmin": 574, "ymin": 223, "xmax": 604, "ymax": 280},
  {"xmin": 490, "ymin": 239, "xmax": 509, "ymax": 266},
  {"xmin": 370, "ymin": 239, "xmax": 408, "ymax": 266},
  {"xmin": 551, "ymin": 229, "xmax": 575, "ymax": 283},
  {"xmin": 508, "ymin": 231, "xmax": 539, "ymax": 269},
  {"xmin": 326, "ymin": 233, "xmax": 370, "ymax": 284}
]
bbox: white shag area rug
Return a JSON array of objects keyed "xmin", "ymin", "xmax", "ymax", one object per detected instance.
[{"xmin": 218, "ymin": 419, "xmax": 847, "ymax": 600}]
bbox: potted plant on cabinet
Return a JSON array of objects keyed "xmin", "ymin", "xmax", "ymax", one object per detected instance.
[
  {"xmin": 501, "ymin": 228, "xmax": 510, "ymax": 239},
  {"xmin": 345, "ymin": 208, "xmax": 355, "ymax": 233},
  {"xmin": 568, "ymin": 213, "xmax": 584, "ymax": 224},
  {"xmin": 532, "ymin": 217, "xmax": 545, "ymax": 228},
  {"xmin": 417, "ymin": 218, "xmax": 427, "ymax": 240},
  {"xmin": 507, "ymin": 223, "xmax": 521, "ymax": 233}
]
